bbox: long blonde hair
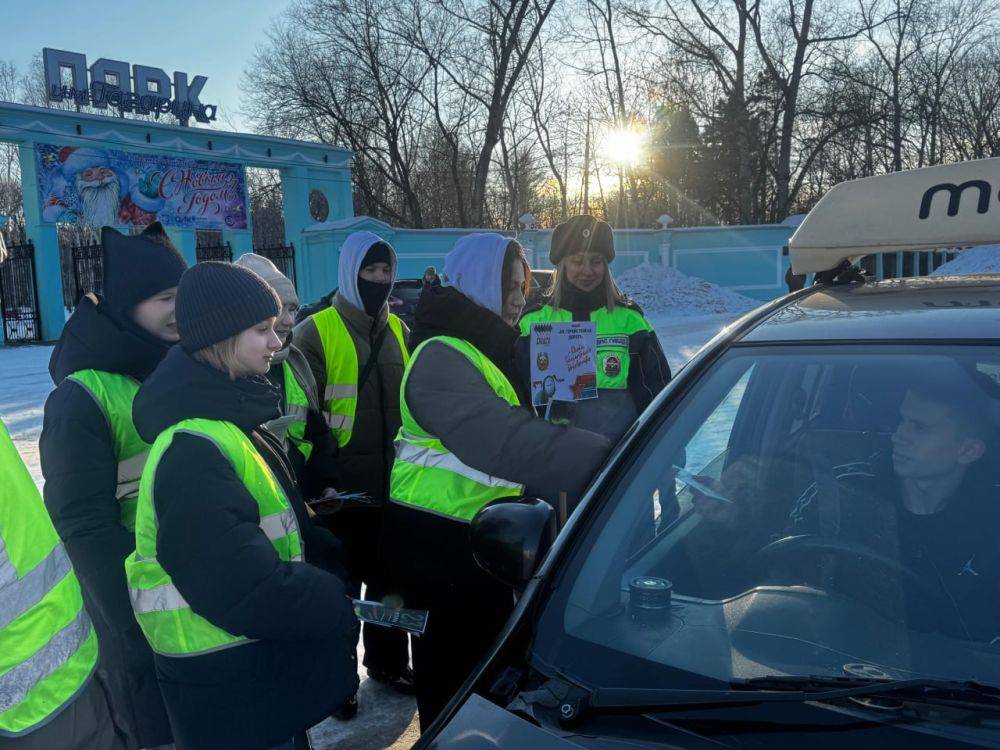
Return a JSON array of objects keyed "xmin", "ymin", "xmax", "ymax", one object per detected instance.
[
  {"xmin": 546, "ymin": 255, "xmax": 626, "ymax": 313},
  {"xmin": 193, "ymin": 335, "xmax": 244, "ymax": 380}
]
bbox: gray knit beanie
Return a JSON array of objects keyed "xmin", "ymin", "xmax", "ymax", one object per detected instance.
[
  {"xmin": 176, "ymin": 262, "xmax": 280, "ymax": 353},
  {"xmin": 234, "ymin": 253, "xmax": 298, "ymax": 307}
]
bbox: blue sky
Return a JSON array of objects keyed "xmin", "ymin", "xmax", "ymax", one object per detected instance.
[{"xmin": 7, "ymin": 0, "xmax": 294, "ymax": 132}]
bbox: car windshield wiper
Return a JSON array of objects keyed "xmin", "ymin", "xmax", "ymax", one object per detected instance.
[
  {"xmin": 567, "ymin": 676, "xmax": 1000, "ymax": 717},
  {"xmin": 739, "ymin": 675, "xmax": 1000, "ymax": 709}
]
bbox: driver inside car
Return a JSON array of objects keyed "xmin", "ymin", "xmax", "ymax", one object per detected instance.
[{"xmin": 691, "ymin": 366, "xmax": 1000, "ymax": 642}]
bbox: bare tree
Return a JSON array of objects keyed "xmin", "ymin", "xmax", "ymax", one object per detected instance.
[
  {"xmin": 748, "ymin": 0, "xmax": 874, "ymax": 217},
  {"xmin": 619, "ymin": 0, "xmax": 760, "ymax": 223},
  {"xmin": 854, "ymin": 0, "xmax": 929, "ymax": 172},
  {"xmin": 406, "ymin": 0, "xmax": 557, "ymax": 226},
  {"xmin": 524, "ymin": 40, "xmax": 573, "ymax": 222},
  {"xmin": 939, "ymin": 43, "xmax": 1000, "ymax": 160},
  {"xmin": 911, "ymin": 0, "xmax": 993, "ymax": 166},
  {"xmin": 246, "ymin": 0, "xmax": 434, "ymax": 226}
]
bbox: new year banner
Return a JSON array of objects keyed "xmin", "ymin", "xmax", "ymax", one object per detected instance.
[{"xmin": 36, "ymin": 144, "xmax": 248, "ymax": 230}]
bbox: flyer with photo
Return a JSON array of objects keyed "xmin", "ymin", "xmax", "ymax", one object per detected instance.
[{"xmin": 529, "ymin": 321, "xmax": 598, "ymax": 407}]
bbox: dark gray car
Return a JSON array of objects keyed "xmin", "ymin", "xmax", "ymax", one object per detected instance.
[{"xmin": 422, "ymin": 272, "xmax": 1000, "ymax": 749}]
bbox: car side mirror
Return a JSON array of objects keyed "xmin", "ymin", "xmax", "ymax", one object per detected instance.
[{"xmin": 471, "ymin": 498, "xmax": 557, "ymax": 588}]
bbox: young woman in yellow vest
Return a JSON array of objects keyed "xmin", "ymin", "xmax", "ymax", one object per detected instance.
[
  {"xmin": 234, "ymin": 254, "xmax": 337, "ymax": 498},
  {"xmin": 518, "ymin": 215, "xmax": 672, "ymax": 443},
  {"xmin": 40, "ymin": 223, "xmax": 182, "ymax": 749},
  {"xmin": 1, "ymin": 418, "xmax": 123, "ymax": 749},
  {"xmin": 125, "ymin": 262, "xmax": 357, "ymax": 750},
  {"xmin": 382, "ymin": 233, "xmax": 611, "ymax": 730},
  {"xmin": 293, "ymin": 231, "xmax": 413, "ymax": 709}
]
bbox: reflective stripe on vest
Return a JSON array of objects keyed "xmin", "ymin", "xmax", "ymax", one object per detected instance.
[
  {"xmin": 66, "ymin": 370, "xmax": 150, "ymax": 531},
  {"xmin": 281, "ymin": 360, "xmax": 313, "ymax": 461},
  {"xmin": 125, "ymin": 420, "xmax": 304, "ymax": 657},
  {"xmin": 519, "ymin": 305, "xmax": 653, "ymax": 390},
  {"xmin": 0, "ymin": 419, "xmax": 97, "ymax": 737},
  {"xmin": 314, "ymin": 307, "xmax": 409, "ymax": 447},
  {"xmin": 390, "ymin": 336, "xmax": 524, "ymax": 522}
]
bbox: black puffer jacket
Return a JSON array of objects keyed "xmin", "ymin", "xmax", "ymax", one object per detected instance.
[
  {"xmin": 132, "ymin": 346, "xmax": 358, "ymax": 750},
  {"xmin": 40, "ymin": 294, "xmax": 172, "ymax": 747}
]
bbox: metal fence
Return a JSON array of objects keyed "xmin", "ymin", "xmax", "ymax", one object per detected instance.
[
  {"xmin": 800, "ymin": 248, "xmax": 963, "ymax": 286},
  {"xmin": 859, "ymin": 249, "xmax": 960, "ymax": 280},
  {"xmin": 71, "ymin": 242, "xmax": 104, "ymax": 304},
  {"xmin": 255, "ymin": 243, "xmax": 296, "ymax": 286},
  {"xmin": 0, "ymin": 240, "xmax": 42, "ymax": 343},
  {"xmin": 196, "ymin": 241, "xmax": 233, "ymax": 263}
]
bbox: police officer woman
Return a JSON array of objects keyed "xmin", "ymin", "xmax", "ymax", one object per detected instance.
[
  {"xmin": 518, "ymin": 215, "xmax": 671, "ymax": 443},
  {"xmin": 125, "ymin": 262, "xmax": 357, "ymax": 750},
  {"xmin": 384, "ymin": 233, "xmax": 611, "ymax": 729}
]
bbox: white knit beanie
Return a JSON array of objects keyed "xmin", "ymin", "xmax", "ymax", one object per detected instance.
[{"xmin": 234, "ymin": 253, "xmax": 298, "ymax": 307}]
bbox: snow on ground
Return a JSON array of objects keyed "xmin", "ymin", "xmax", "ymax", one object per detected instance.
[
  {"xmin": 649, "ymin": 312, "xmax": 743, "ymax": 374},
  {"xmin": 931, "ymin": 244, "xmax": 1000, "ymax": 275},
  {"xmin": 0, "ymin": 287, "xmax": 747, "ymax": 749},
  {"xmin": 618, "ymin": 262, "xmax": 760, "ymax": 317},
  {"xmin": 1, "ymin": 343, "xmax": 50, "ymax": 488}
]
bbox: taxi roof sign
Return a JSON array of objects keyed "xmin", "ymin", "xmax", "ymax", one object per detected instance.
[{"xmin": 789, "ymin": 157, "xmax": 1000, "ymax": 274}]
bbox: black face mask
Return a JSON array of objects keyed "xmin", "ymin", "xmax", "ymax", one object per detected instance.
[{"xmin": 357, "ymin": 277, "xmax": 392, "ymax": 317}]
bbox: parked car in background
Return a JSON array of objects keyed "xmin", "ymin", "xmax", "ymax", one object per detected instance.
[
  {"xmin": 420, "ymin": 157, "xmax": 1000, "ymax": 750},
  {"xmin": 388, "ymin": 279, "xmax": 424, "ymax": 330},
  {"xmin": 528, "ymin": 269, "xmax": 553, "ymax": 306}
]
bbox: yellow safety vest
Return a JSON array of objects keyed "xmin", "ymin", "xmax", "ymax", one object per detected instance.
[
  {"xmin": 125, "ymin": 419, "xmax": 303, "ymax": 657},
  {"xmin": 390, "ymin": 336, "xmax": 524, "ymax": 522},
  {"xmin": 281, "ymin": 359, "xmax": 313, "ymax": 461},
  {"xmin": 0, "ymin": 419, "xmax": 97, "ymax": 737},
  {"xmin": 519, "ymin": 305, "xmax": 653, "ymax": 391},
  {"xmin": 313, "ymin": 308, "xmax": 409, "ymax": 447},
  {"xmin": 65, "ymin": 369, "xmax": 149, "ymax": 531}
]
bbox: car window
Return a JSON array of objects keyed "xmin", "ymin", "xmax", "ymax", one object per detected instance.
[
  {"xmin": 650, "ymin": 365, "xmax": 755, "ymax": 531},
  {"xmin": 535, "ymin": 344, "xmax": 1000, "ymax": 703}
]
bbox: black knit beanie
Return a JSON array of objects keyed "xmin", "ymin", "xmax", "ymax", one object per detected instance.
[
  {"xmin": 176, "ymin": 262, "xmax": 281, "ymax": 353},
  {"xmin": 550, "ymin": 215, "xmax": 615, "ymax": 265},
  {"xmin": 101, "ymin": 223, "xmax": 187, "ymax": 325},
  {"xmin": 362, "ymin": 242, "xmax": 393, "ymax": 268}
]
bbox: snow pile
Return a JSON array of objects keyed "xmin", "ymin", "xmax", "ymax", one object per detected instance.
[
  {"xmin": 617, "ymin": 262, "xmax": 759, "ymax": 316},
  {"xmin": 931, "ymin": 245, "xmax": 1000, "ymax": 276}
]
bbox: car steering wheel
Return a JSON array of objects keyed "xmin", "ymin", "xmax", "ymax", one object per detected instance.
[{"xmin": 750, "ymin": 534, "xmax": 953, "ymax": 617}]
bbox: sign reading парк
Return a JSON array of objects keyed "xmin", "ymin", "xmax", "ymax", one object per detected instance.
[
  {"xmin": 36, "ymin": 144, "xmax": 248, "ymax": 230},
  {"xmin": 43, "ymin": 48, "xmax": 217, "ymax": 124}
]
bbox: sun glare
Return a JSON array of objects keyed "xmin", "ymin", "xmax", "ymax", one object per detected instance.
[{"xmin": 602, "ymin": 126, "xmax": 646, "ymax": 167}]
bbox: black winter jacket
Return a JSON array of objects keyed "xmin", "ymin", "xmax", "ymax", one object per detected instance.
[
  {"xmin": 39, "ymin": 294, "xmax": 172, "ymax": 746},
  {"xmin": 131, "ymin": 346, "xmax": 358, "ymax": 750}
]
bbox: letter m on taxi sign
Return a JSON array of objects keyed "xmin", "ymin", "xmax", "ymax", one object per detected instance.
[{"xmin": 919, "ymin": 180, "xmax": 992, "ymax": 219}]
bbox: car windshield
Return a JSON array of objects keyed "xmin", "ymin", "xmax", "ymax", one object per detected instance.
[{"xmin": 533, "ymin": 344, "xmax": 1000, "ymax": 694}]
